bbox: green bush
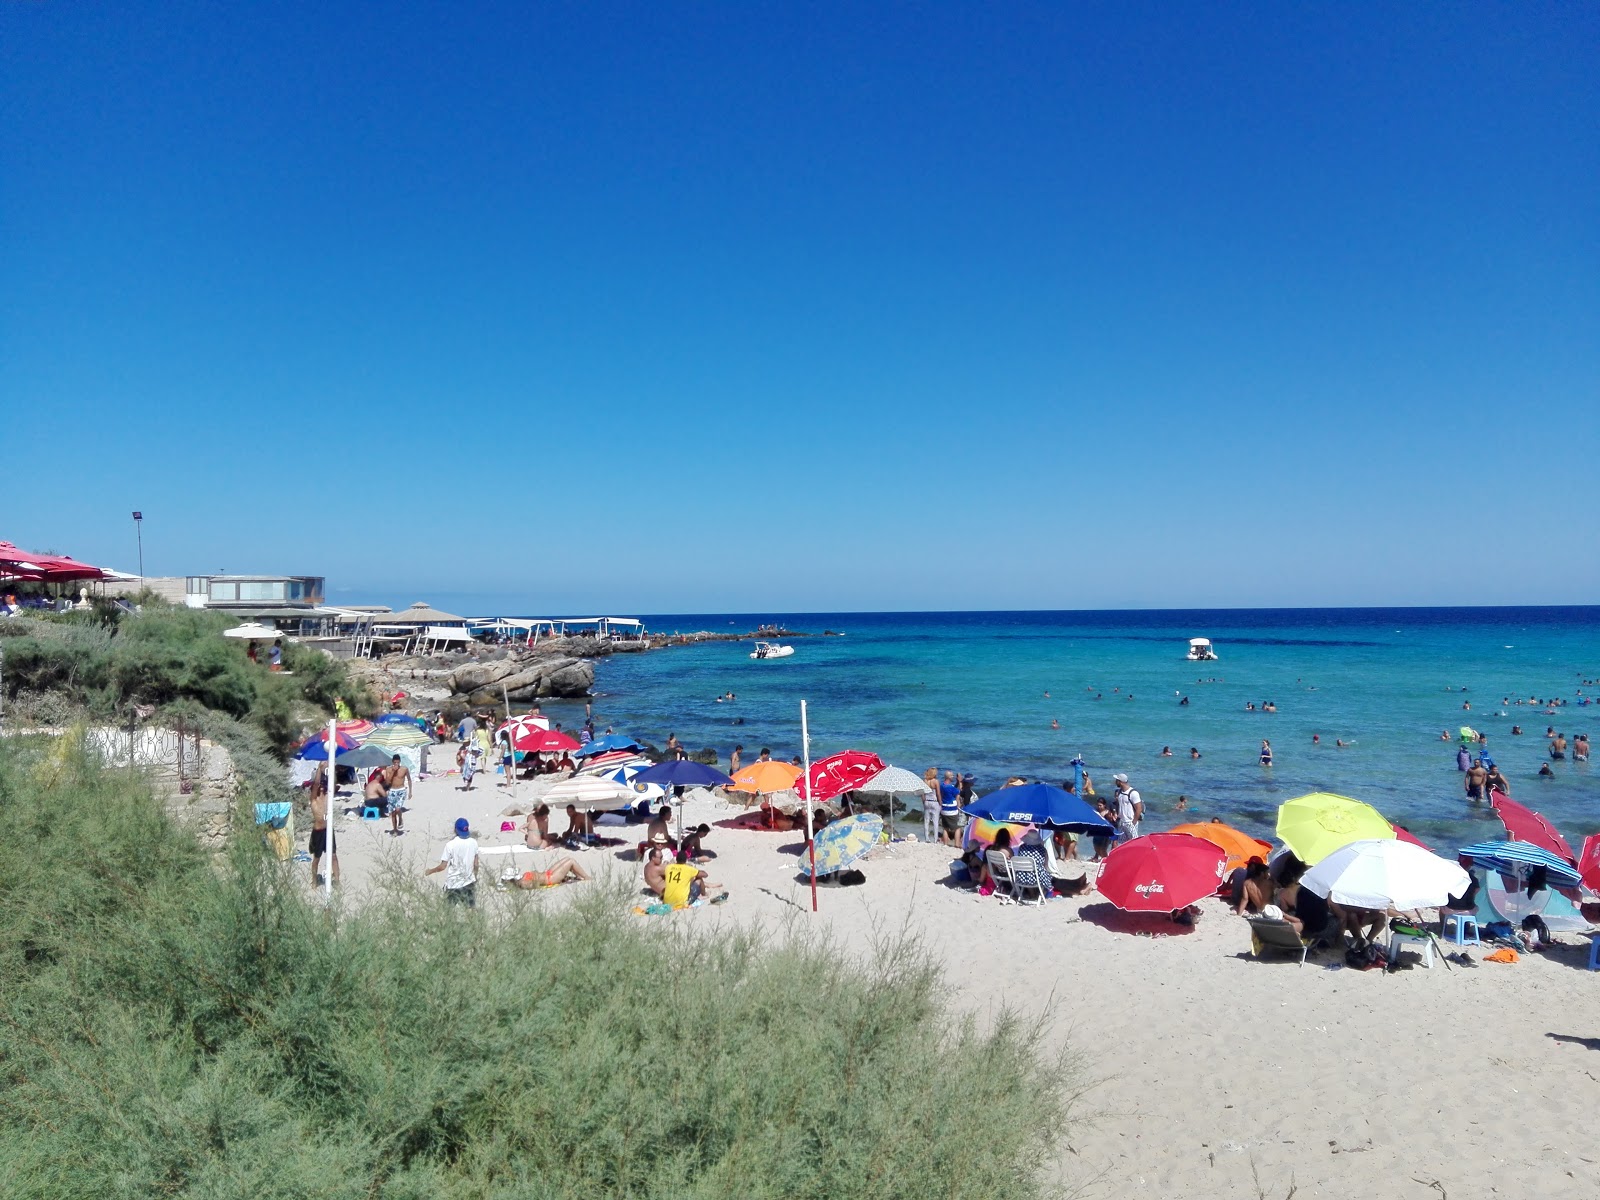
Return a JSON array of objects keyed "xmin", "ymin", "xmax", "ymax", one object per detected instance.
[{"xmin": 0, "ymin": 738, "xmax": 1081, "ymax": 1200}]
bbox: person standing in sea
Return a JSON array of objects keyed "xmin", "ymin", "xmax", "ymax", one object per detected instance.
[{"xmin": 1112, "ymin": 773, "xmax": 1142, "ymax": 843}]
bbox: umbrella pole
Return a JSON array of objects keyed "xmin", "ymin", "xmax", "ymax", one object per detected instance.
[
  {"xmin": 324, "ymin": 718, "xmax": 336, "ymax": 905},
  {"xmin": 802, "ymin": 700, "xmax": 816, "ymax": 912}
]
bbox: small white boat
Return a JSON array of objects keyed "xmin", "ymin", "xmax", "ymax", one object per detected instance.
[
  {"xmin": 1186, "ymin": 637, "xmax": 1219, "ymax": 662},
  {"xmin": 750, "ymin": 641, "xmax": 794, "ymax": 660}
]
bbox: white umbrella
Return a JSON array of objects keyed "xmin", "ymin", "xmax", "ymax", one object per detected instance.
[
  {"xmin": 222, "ymin": 622, "xmax": 282, "ymax": 640},
  {"xmin": 855, "ymin": 764, "xmax": 933, "ymax": 834},
  {"xmin": 1300, "ymin": 839, "xmax": 1470, "ymax": 910},
  {"xmin": 540, "ymin": 774, "xmax": 638, "ymax": 812}
]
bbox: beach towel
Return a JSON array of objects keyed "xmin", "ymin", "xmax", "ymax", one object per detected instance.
[{"xmin": 1485, "ymin": 947, "xmax": 1520, "ymax": 964}]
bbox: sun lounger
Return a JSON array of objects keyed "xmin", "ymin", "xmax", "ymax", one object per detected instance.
[{"xmin": 1248, "ymin": 916, "xmax": 1313, "ymax": 966}]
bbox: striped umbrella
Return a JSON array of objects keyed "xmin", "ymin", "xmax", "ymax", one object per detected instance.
[
  {"xmin": 362, "ymin": 723, "xmax": 434, "ymax": 750},
  {"xmin": 337, "ymin": 718, "xmax": 375, "ymax": 740},
  {"xmin": 1457, "ymin": 840, "xmax": 1582, "ymax": 889},
  {"xmin": 540, "ymin": 774, "xmax": 638, "ymax": 812},
  {"xmin": 498, "ymin": 714, "xmax": 551, "ymax": 749}
]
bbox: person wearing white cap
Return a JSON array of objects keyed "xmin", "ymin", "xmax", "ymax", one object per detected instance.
[{"xmin": 1112, "ymin": 773, "xmax": 1142, "ymax": 842}]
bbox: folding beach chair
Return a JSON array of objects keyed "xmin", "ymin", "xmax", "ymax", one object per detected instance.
[
  {"xmin": 1248, "ymin": 917, "xmax": 1313, "ymax": 966},
  {"xmin": 1008, "ymin": 855, "xmax": 1049, "ymax": 907}
]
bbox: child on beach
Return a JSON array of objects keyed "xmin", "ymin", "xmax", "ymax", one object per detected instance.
[{"xmin": 458, "ymin": 740, "xmax": 482, "ymax": 790}]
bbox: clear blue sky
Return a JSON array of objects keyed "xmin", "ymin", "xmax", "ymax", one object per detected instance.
[{"xmin": 4, "ymin": 4, "xmax": 1596, "ymax": 614}]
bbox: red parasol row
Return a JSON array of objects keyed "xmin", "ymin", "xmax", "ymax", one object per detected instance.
[
  {"xmin": 797, "ymin": 749, "xmax": 887, "ymax": 803},
  {"xmin": 0, "ymin": 541, "xmax": 111, "ymax": 582}
]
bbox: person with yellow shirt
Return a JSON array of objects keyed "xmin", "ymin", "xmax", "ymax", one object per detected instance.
[{"xmin": 661, "ymin": 850, "xmax": 727, "ymax": 909}]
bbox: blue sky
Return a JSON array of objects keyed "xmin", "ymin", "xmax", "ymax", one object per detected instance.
[{"xmin": 4, "ymin": 4, "xmax": 1596, "ymax": 613}]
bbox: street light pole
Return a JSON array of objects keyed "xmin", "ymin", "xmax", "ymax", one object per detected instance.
[{"xmin": 131, "ymin": 511, "xmax": 144, "ymax": 588}]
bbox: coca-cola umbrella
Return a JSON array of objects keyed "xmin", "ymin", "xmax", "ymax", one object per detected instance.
[
  {"xmin": 1097, "ymin": 833, "xmax": 1229, "ymax": 914},
  {"xmin": 1579, "ymin": 835, "xmax": 1600, "ymax": 893},
  {"xmin": 1490, "ymin": 790, "xmax": 1576, "ymax": 863},
  {"xmin": 797, "ymin": 750, "xmax": 887, "ymax": 804},
  {"xmin": 0, "ymin": 542, "xmax": 110, "ymax": 582}
]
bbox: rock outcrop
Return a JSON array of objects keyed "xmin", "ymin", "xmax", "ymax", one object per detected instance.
[{"xmin": 448, "ymin": 654, "xmax": 595, "ymax": 705}]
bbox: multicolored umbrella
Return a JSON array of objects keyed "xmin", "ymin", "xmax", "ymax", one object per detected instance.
[
  {"xmin": 1097, "ymin": 833, "xmax": 1228, "ymax": 912},
  {"xmin": 295, "ymin": 729, "xmax": 361, "ymax": 760},
  {"xmin": 801, "ymin": 814, "xmax": 883, "ymax": 877},
  {"xmin": 728, "ymin": 760, "xmax": 803, "ymax": 795},
  {"xmin": 1490, "ymin": 791, "xmax": 1576, "ymax": 863},
  {"xmin": 1300, "ymin": 839, "xmax": 1469, "ymax": 910},
  {"xmin": 797, "ymin": 750, "xmax": 887, "ymax": 802},
  {"xmin": 1275, "ymin": 792, "xmax": 1394, "ymax": 865},
  {"xmin": 498, "ymin": 714, "xmax": 551, "ymax": 748},
  {"xmin": 336, "ymin": 718, "xmax": 375, "ymax": 740},
  {"xmin": 1169, "ymin": 821, "xmax": 1273, "ymax": 874}
]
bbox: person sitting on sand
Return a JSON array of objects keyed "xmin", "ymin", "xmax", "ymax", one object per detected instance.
[
  {"xmin": 644, "ymin": 805, "xmax": 678, "ymax": 854},
  {"xmin": 564, "ymin": 804, "xmax": 593, "ymax": 844},
  {"xmin": 1341, "ymin": 905, "xmax": 1388, "ymax": 949},
  {"xmin": 514, "ymin": 857, "xmax": 592, "ymax": 889},
  {"xmin": 680, "ymin": 822, "xmax": 713, "ymax": 862},
  {"xmin": 525, "ymin": 804, "xmax": 560, "ymax": 849},
  {"xmin": 662, "ymin": 850, "xmax": 724, "ymax": 909},
  {"xmin": 642, "ymin": 846, "xmax": 669, "ymax": 897},
  {"xmin": 1231, "ymin": 858, "xmax": 1274, "ymax": 915}
]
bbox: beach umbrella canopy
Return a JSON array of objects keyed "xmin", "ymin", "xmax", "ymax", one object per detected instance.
[
  {"xmin": 797, "ymin": 750, "xmax": 887, "ymax": 802},
  {"xmin": 576, "ymin": 749, "xmax": 648, "ymax": 774},
  {"xmin": 1097, "ymin": 833, "xmax": 1229, "ymax": 912},
  {"xmin": 964, "ymin": 782, "xmax": 1113, "ymax": 834},
  {"xmin": 1169, "ymin": 821, "xmax": 1274, "ymax": 874},
  {"xmin": 1489, "ymin": 791, "xmax": 1576, "ymax": 863},
  {"xmin": 498, "ymin": 715, "xmax": 552, "ymax": 748},
  {"xmin": 728, "ymin": 760, "xmax": 804, "ymax": 795},
  {"xmin": 540, "ymin": 774, "xmax": 638, "ymax": 812},
  {"xmin": 336, "ymin": 718, "xmax": 375, "ymax": 740},
  {"xmin": 1391, "ymin": 824, "xmax": 1433, "ymax": 852},
  {"xmin": 575, "ymin": 733, "xmax": 643, "ymax": 758},
  {"xmin": 632, "ymin": 759, "xmax": 734, "ymax": 790},
  {"xmin": 1300, "ymin": 839, "xmax": 1470, "ymax": 910},
  {"xmin": 597, "ymin": 763, "xmax": 665, "ymax": 803},
  {"xmin": 295, "ymin": 730, "xmax": 361, "ymax": 760},
  {"xmin": 801, "ymin": 814, "xmax": 883, "ymax": 878},
  {"xmin": 1275, "ymin": 792, "xmax": 1394, "ymax": 865},
  {"xmin": 362, "ymin": 723, "xmax": 433, "ymax": 750},
  {"xmin": 964, "ymin": 817, "xmax": 1028, "ymax": 850},
  {"xmin": 856, "ymin": 765, "xmax": 933, "ymax": 798},
  {"xmin": 1581, "ymin": 835, "xmax": 1600, "ymax": 894},
  {"xmin": 1457, "ymin": 839, "xmax": 1582, "ymax": 889},
  {"xmin": 512, "ymin": 727, "xmax": 580, "ymax": 754},
  {"xmin": 375, "ymin": 712, "xmax": 425, "ymax": 726},
  {"xmin": 223, "ymin": 622, "xmax": 282, "ymax": 640},
  {"xmin": 340, "ymin": 744, "xmax": 397, "ymax": 770},
  {"xmin": 0, "ymin": 542, "xmax": 110, "ymax": 582}
]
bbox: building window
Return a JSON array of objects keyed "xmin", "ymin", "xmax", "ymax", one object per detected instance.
[
  {"xmin": 238, "ymin": 581, "xmax": 284, "ymax": 602},
  {"xmin": 209, "ymin": 582, "xmax": 239, "ymax": 603}
]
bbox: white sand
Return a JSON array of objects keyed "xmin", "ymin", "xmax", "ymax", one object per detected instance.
[{"xmin": 311, "ymin": 755, "xmax": 1600, "ymax": 1200}]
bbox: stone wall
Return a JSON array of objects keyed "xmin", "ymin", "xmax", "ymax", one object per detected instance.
[{"xmin": 85, "ymin": 725, "xmax": 239, "ymax": 851}]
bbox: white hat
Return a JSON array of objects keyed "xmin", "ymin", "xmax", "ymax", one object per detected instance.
[
  {"xmin": 1261, "ymin": 904, "xmax": 1284, "ymax": 921},
  {"xmin": 1112, "ymin": 773, "xmax": 1128, "ymax": 783}
]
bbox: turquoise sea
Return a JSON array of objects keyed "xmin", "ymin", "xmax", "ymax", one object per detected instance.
[{"xmin": 536, "ymin": 608, "xmax": 1600, "ymax": 849}]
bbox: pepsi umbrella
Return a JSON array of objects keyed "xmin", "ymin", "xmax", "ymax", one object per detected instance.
[
  {"xmin": 575, "ymin": 733, "xmax": 643, "ymax": 758},
  {"xmin": 963, "ymin": 782, "xmax": 1114, "ymax": 834},
  {"xmin": 1457, "ymin": 840, "xmax": 1582, "ymax": 889},
  {"xmin": 375, "ymin": 712, "xmax": 425, "ymax": 726}
]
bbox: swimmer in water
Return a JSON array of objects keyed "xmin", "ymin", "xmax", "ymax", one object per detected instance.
[
  {"xmin": 1160, "ymin": 746, "xmax": 1172, "ymax": 757},
  {"xmin": 1050, "ymin": 718, "xmax": 1059, "ymax": 730},
  {"xmin": 1259, "ymin": 740, "xmax": 1273, "ymax": 766}
]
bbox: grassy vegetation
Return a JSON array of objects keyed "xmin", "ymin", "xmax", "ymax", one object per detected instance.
[
  {"xmin": 0, "ymin": 737, "xmax": 1081, "ymax": 1200},
  {"xmin": 0, "ymin": 601, "xmax": 375, "ymax": 761}
]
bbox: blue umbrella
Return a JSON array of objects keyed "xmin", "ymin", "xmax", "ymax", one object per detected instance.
[
  {"xmin": 295, "ymin": 731, "xmax": 361, "ymax": 761},
  {"xmin": 631, "ymin": 760, "xmax": 734, "ymax": 790},
  {"xmin": 1457, "ymin": 840, "xmax": 1581, "ymax": 888},
  {"xmin": 963, "ymin": 782, "xmax": 1114, "ymax": 834},
  {"xmin": 575, "ymin": 733, "xmax": 643, "ymax": 758},
  {"xmin": 374, "ymin": 712, "xmax": 426, "ymax": 729}
]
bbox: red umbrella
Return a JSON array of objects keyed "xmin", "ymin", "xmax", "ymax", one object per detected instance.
[
  {"xmin": 498, "ymin": 714, "xmax": 551, "ymax": 748},
  {"xmin": 1579, "ymin": 835, "xmax": 1600, "ymax": 893},
  {"xmin": 513, "ymin": 728, "xmax": 580, "ymax": 754},
  {"xmin": 1491, "ymin": 790, "xmax": 1575, "ymax": 863},
  {"xmin": 797, "ymin": 749, "xmax": 887, "ymax": 802},
  {"xmin": 0, "ymin": 541, "xmax": 110, "ymax": 582},
  {"xmin": 1097, "ymin": 833, "xmax": 1229, "ymax": 912},
  {"xmin": 1391, "ymin": 824, "xmax": 1432, "ymax": 852},
  {"xmin": 336, "ymin": 719, "xmax": 375, "ymax": 739}
]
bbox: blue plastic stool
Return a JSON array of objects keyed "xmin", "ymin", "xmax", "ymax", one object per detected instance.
[
  {"xmin": 361, "ymin": 805, "xmax": 382, "ymax": 820},
  {"xmin": 1441, "ymin": 913, "xmax": 1480, "ymax": 946},
  {"xmin": 1588, "ymin": 934, "xmax": 1600, "ymax": 972}
]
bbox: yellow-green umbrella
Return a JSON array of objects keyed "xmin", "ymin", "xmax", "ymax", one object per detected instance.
[{"xmin": 1275, "ymin": 792, "xmax": 1394, "ymax": 865}]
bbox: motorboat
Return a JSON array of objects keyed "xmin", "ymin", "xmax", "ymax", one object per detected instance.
[
  {"xmin": 750, "ymin": 641, "xmax": 794, "ymax": 660},
  {"xmin": 1186, "ymin": 637, "xmax": 1218, "ymax": 662}
]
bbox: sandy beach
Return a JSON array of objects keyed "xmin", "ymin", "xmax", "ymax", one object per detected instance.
[{"xmin": 309, "ymin": 752, "xmax": 1600, "ymax": 1200}]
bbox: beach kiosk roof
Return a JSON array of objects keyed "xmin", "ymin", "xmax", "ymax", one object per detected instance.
[{"xmin": 383, "ymin": 601, "xmax": 467, "ymax": 626}]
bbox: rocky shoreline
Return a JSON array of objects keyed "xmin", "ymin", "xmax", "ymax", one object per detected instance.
[{"xmin": 343, "ymin": 627, "xmax": 819, "ymax": 712}]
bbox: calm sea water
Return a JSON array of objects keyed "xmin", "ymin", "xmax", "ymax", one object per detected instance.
[{"xmin": 534, "ymin": 608, "xmax": 1600, "ymax": 849}]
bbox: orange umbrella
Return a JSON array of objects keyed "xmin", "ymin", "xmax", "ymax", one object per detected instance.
[
  {"xmin": 1169, "ymin": 821, "xmax": 1273, "ymax": 874},
  {"xmin": 728, "ymin": 760, "xmax": 803, "ymax": 794}
]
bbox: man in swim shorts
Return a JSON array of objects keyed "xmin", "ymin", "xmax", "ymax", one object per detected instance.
[
  {"xmin": 383, "ymin": 755, "xmax": 411, "ymax": 836},
  {"xmin": 1464, "ymin": 759, "xmax": 1487, "ymax": 801}
]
